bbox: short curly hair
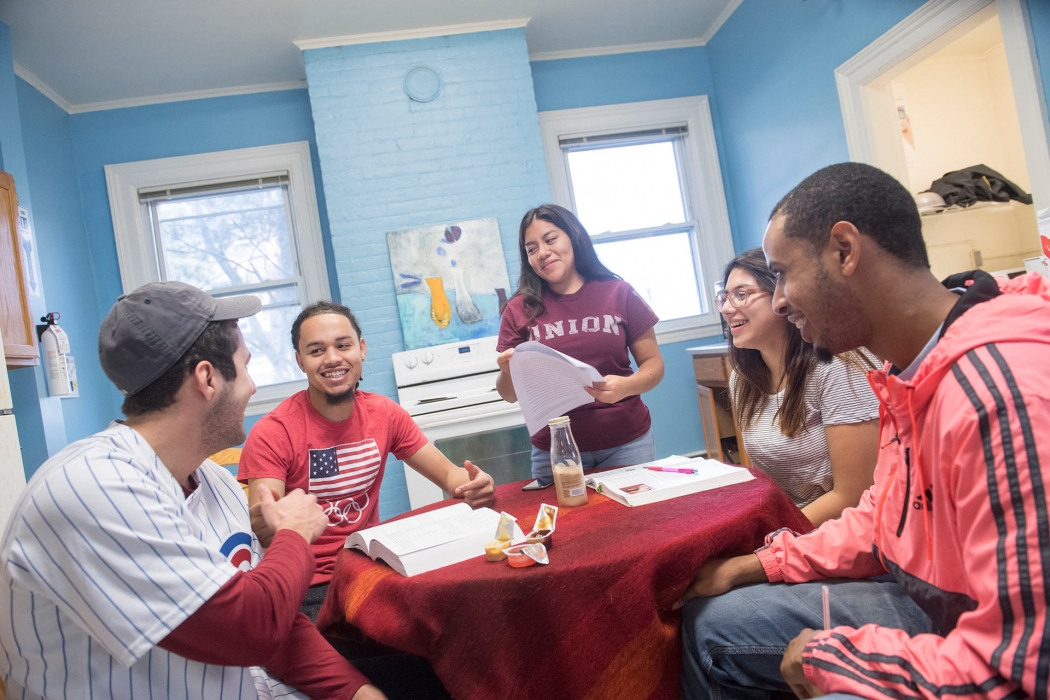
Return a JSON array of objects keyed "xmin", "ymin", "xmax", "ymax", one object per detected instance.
[
  {"xmin": 770, "ymin": 162, "xmax": 928, "ymax": 269},
  {"xmin": 291, "ymin": 301, "xmax": 362, "ymax": 352}
]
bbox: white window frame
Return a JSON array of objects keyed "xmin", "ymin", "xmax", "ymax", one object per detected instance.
[
  {"xmin": 105, "ymin": 141, "xmax": 330, "ymax": 415},
  {"xmin": 538, "ymin": 96, "xmax": 735, "ymax": 344}
]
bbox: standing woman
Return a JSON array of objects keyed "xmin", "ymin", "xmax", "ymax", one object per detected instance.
[
  {"xmin": 720, "ymin": 248, "xmax": 879, "ymax": 526},
  {"xmin": 495, "ymin": 204, "xmax": 665, "ymax": 485}
]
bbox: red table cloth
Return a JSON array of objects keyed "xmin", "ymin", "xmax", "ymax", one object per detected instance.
[{"xmin": 317, "ymin": 469, "xmax": 812, "ymax": 700}]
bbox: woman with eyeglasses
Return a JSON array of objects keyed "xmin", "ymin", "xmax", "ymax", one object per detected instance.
[
  {"xmin": 720, "ymin": 248, "xmax": 879, "ymax": 526},
  {"xmin": 495, "ymin": 204, "xmax": 665, "ymax": 487}
]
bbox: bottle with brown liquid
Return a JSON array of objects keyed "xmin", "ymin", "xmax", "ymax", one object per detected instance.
[{"xmin": 549, "ymin": 416, "xmax": 588, "ymax": 507}]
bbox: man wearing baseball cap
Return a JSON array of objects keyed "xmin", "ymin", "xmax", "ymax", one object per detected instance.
[{"xmin": 0, "ymin": 281, "xmax": 385, "ymax": 700}]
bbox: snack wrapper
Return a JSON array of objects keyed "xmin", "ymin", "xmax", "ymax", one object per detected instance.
[
  {"xmin": 524, "ymin": 503, "xmax": 558, "ymax": 548},
  {"xmin": 505, "ymin": 542, "xmax": 549, "ymax": 567},
  {"xmin": 495, "ymin": 512, "xmax": 517, "ymax": 542},
  {"xmin": 484, "ymin": 539, "xmax": 512, "ymax": 562},
  {"xmin": 534, "ymin": 503, "xmax": 557, "ymax": 532}
]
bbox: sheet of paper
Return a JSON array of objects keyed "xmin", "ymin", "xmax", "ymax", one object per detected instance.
[
  {"xmin": 349, "ymin": 502, "xmax": 479, "ymax": 554},
  {"xmin": 509, "ymin": 341, "xmax": 604, "ymax": 435},
  {"xmin": 378, "ymin": 507, "xmax": 501, "ymax": 556}
]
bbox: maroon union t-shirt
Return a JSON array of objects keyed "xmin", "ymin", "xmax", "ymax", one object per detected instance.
[{"xmin": 497, "ymin": 278, "xmax": 659, "ymax": 451}]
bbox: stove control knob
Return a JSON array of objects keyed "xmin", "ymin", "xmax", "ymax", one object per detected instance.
[
  {"xmin": 422, "ymin": 351, "xmax": 435, "ymax": 365},
  {"xmin": 404, "ymin": 356, "xmax": 419, "ymax": 369}
]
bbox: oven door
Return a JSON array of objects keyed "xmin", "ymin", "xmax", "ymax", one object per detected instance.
[{"xmin": 405, "ymin": 402, "xmax": 532, "ymax": 509}]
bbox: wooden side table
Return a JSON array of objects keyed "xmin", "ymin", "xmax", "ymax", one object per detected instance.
[{"xmin": 687, "ymin": 343, "xmax": 750, "ymax": 466}]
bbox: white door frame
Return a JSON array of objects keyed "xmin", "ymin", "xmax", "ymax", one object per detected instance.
[{"xmin": 835, "ymin": 0, "xmax": 1050, "ymax": 209}]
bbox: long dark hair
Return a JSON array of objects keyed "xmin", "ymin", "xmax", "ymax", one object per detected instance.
[
  {"xmin": 509, "ymin": 204, "xmax": 620, "ymax": 322},
  {"xmin": 724, "ymin": 248, "xmax": 876, "ymax": 438}
]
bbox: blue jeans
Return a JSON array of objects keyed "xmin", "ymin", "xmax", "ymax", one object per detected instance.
[
  {"xmin": 681, "ymin": 577, "xmax": 934, "ymax": 700},
  {"xmin": 530, "ymin": 428, "xmax": 656, "ymax": 484}
]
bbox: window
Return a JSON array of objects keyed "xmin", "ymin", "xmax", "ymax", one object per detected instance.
[
  {"xmin": 539, "ymin": 97, "xmax": 734, "ymax": 343},
  {"xmin": 106, "ymin": 142, "xmax": 330, "ymax": 414}
]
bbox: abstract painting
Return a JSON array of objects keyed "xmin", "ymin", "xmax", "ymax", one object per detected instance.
[{"xmin": 387, "ymin": 217, "xmax": 512, "ymax": 350}]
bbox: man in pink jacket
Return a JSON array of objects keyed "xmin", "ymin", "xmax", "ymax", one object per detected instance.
[{"xmin": 677, "ymin": 162, "xmax": 1050, "ymax": 700}]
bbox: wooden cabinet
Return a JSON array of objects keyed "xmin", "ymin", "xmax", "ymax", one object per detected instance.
[
  {"xmin": 688, "ymin": 344, "xmax": 749, "ymax": 466},
  {"xmin": 0, "ymin": 171, "xmax": 39, "ymax": 368}
]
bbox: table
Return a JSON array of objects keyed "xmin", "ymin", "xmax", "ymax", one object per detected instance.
[
  {"xmin": 687, "ymin": 343, "xmax": 751, "ymax": 466},
  {"xmin": 317, "ymin": 469, "xmax": 811, "ymax": 700}
]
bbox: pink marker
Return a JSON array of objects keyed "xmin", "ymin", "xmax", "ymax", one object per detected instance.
[{"xmin": 646, "ymin": 466, "xmax": 698, "ymax": 474}]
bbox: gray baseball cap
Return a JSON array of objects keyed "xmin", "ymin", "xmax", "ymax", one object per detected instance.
[{"xmin": 99, "ymin": 281, "xmax": 262, "ymax": 396}]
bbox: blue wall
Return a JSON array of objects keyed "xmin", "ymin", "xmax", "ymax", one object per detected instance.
[
  {"xmin": 1, "ymin": 22, "xmax": 67, "ymax": 473},
  {"xmin": 16, "ymin": 78, "xmax": 113, "ymax": 465},
  {"xmin": 532, "ymin": 46, "xmax": 715, "ymax": 112},
  {"xmin": 706, "ymin": 0, "xmax": 927, "ymax": 251},
  {"xmin": 65, "ymin": 88, "xmax": 338, "ymax": 436},
  {"xmin": 304, "ymin": 28, "xmax": 552, "ymax": 517},
  {"xmin": 1029, "ymin": 0, "xmax": 1050, "ymax": 116}
]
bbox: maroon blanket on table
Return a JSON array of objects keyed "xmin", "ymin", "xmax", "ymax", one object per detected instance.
[{"xmin": 317, "ymin": 469, "xmax": 812, "ymax": 700}]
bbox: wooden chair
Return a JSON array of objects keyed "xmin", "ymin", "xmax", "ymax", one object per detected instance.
[{"xmin": 209, "ymin": 447, "xmax": 248, "ymax": 498}]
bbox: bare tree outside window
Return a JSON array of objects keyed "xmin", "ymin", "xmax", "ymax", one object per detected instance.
[
  {"xmin": 149, "ymin": 182, "xmax": 305, "ymax": 388},
  {"xmin": 564, "ymin": 136, "xmax": 705, "ymax": 320}
]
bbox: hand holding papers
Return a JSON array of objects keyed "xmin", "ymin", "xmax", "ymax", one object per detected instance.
[{"xmin": 509, "ymin": 341, "xmax": 604, "ymax": 435}]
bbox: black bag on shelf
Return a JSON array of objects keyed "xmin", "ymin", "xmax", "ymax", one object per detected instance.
[{"xmin": 924, "ymin": 164, "xmax": 1033, "ymax": 207}]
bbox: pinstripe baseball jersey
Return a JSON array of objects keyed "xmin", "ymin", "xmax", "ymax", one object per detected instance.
[{"xmin": 0, "ymin": 422, "xmax": 307, "ymax": 699}]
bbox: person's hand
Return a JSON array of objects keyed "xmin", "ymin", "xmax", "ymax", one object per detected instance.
[
  {"xmin": 249, "ymin": 485, "xmax": 280, "ymax": 548},
  {"xmin": 351, "ymin": 684, "xmax": 388, "ymax": 700},
  {"xmin": 781, "ymin": 629, "xmax": 821, "ymax": 699},
  {"xmin": 255, "ymin": 483, "xmax": 328, "ymax": 544},
  {"xmin": 584, "ymin": 374, "xmax": 632, "ymax": 404},
  {"xmin": 454, "ymin": 460, "xmax": 495, "ymax": 508},
  {"xmin": 672, "ymin": 555, "xmax": 766, "ymax": 610},
  {"xmin": 496, "ymin": 348, "xmax": 514, "ymax": 374}
]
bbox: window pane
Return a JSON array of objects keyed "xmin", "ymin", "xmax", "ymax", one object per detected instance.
[
  {"xmin": 237, "ymin": 303, "xmax": 304, "ymax": 388},
  {"xmin": 594, "ymin": 232, "xmax": 703, "ymax": 320},
  {"xmin": 567, "ymin": 141, "xmax": 687, "ymax": 234},
  {"xmin": 154, "ymin": 186, "xmax": 296, "ymax": 292},
  {"xmin": 208, "ymin": 285, "xmax": 301, "ymax": 388}
]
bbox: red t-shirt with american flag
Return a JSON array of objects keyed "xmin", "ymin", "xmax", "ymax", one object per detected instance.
[{"xmin": 239, "ymin": 390, "xmax": 429, "ymax": 586}]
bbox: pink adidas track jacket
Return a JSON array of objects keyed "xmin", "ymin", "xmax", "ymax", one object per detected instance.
[{"xmin": 756, "ymin": 272, "xmax": 1050, "ymax": 700}]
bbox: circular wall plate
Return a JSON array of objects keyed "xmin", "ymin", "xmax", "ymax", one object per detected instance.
[{"xmin": 404, "ymin": 66, "xmax": 441, "ymax": 103}]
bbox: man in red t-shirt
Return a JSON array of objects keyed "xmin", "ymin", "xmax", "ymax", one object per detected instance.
[{"xmin": 239, "ymin": 301, "xmax": 495, "ymax": 622}]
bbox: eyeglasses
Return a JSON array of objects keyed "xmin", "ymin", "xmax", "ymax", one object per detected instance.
[{"xmin": 715, "ymin": 287, "xmax": 769, "ymax": 309}]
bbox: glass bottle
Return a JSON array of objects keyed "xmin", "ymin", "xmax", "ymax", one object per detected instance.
[{"xmin": 549, "ymin": 416, "xmax": 588, "ymax": 507}]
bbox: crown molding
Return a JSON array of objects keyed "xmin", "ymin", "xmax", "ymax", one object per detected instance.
[
  {"xmin": 10, "ymin": 67, "xmax": 307, "ymax": 115},
  {"xmin": 13, "ymin": 63, "xmax": 74, "ymax": 113},
  {"xmin": 529, "ymin": 38, "xmax": 705, "ymax": 62},
  {"xmin": 698, "ymin": 0, "xmax": 744, "ymax": 45},
  {"xmin": 68, "ymin": 80, "xmax": 307, "ymax": 114},
  {"xmin": 294, "ymin": 18, "xmax": 530, "ymax": 51}
]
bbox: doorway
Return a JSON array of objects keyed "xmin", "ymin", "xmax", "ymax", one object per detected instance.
[{"xmin": 835, "ymin": 0, "xmax": 1050, "ymax": 279}]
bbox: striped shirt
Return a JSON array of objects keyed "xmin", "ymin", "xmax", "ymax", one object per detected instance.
[
  {"xmin": 0, "ymin": 422, "xmax": 306, "ymax": 699},
  {"xmin": 732, "ymin": 355, "xmax": 880, "ymax": 507}
]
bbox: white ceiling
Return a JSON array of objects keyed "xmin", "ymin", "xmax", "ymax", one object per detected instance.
[
  {"xmin": 0, "ymin": 0, "xmax": 740, "ymax": 112},
  {"xmin": 929, "ymin": 14, "xmax": 1004, "ymax": 59}
]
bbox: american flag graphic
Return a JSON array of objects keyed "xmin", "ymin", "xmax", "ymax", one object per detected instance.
[{"xmin": 308, "ymin": 439, "xmax": 382, "ymax": 501}]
